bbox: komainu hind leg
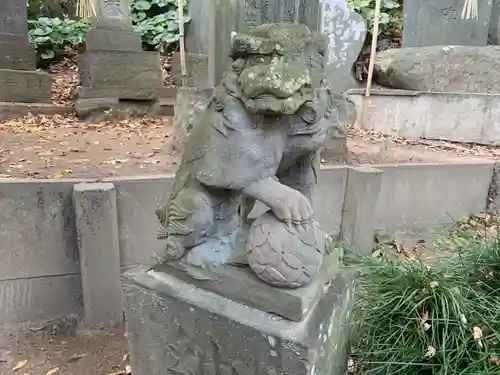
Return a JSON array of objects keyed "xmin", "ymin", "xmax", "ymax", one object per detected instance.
[{"xmin": 154, "ymin": 187, "xmax": 216, "ymax": 264}]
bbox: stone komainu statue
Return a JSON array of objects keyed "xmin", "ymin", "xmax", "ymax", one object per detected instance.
[{"xmin": 155, "ymin": 23, "xmax": 356, "ymax": 288}]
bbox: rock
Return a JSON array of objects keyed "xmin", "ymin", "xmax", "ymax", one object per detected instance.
[{"xmin": 374, "ymin": 46, "xmax": 500, "ymax": 93}]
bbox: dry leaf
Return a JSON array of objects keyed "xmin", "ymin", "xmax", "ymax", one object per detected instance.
[
  {"xmin": 122, "ymin": 354, "xmax": 129, "ymax": 362},
  {"xmin": 12, "ymin": 359, "xmax": 28, "ymax": 371},
  {"xmin": 474, "ymin": 326, "xmax": 483, "ymax": 340},
  {"xmin": 489, "ymin": 356, "xmax": 500, "ymax": 365},
  {"xmin": 125, "ymin": 365, "xmax": 132, "ymax": 374},
  {"xmin": 424, "ymin": 345, "xmax": 436, "ymax": 359},
  {"xmin": 45, "ymin": 367, "xmax": 59, "ymax": 375}
]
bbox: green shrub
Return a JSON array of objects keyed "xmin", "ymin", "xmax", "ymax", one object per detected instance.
[
  {"xmin": 353, "ymin": 245, "xmax": 500, "ymax": 375},
  {"xmin": 28, "ymin": 16, "xmax": 89, "ymax": 66},
  {"xmin": 130, "ymin": 0, "xmax": 191, "ymax": 50},
  {"xmin": 348, "ymin": 0, "xmax": 402, "ymax": 36}
]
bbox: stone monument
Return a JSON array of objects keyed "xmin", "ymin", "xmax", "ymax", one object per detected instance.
[
  {"xmin": 0, "ymin": 0, "xmax": 52, "ymax": 104},
  {"xmin": 75, "ymin": 0, "xmax": 166, "ymax": 118},
  {"xmin": 124, "ymin": 24, "xmax": 357, "ymax": 375},
  {"xmin": 402, "ymin": 0, "xmax": 492, "ymax": 47}
]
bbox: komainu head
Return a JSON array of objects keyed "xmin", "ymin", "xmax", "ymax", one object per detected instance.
[{"xmin": 220, "ymin": 23, "xmax": 328, "ymax": 116}]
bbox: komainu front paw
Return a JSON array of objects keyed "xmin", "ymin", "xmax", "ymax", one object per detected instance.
[{"xmin": 153, "ymin": 236, "xmax": 186, "ymax": 264}]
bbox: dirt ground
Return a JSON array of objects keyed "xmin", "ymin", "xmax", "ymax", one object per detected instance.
[
  {"xmin": 1, "ymin": 116, "xmax": 498, "ymax": 180},
  {"xmin": 0, "ymin": 323, "xmax": 129, "ymax": 375}
]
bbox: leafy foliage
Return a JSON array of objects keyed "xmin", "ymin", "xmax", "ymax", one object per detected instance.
[
  {"xmin": 28, "ymin": 17, "xmax": 89, "ymax": 66},
  {"xmin": 130, "ymin": 0, "xmax": 191, "ymax": 50},
  {"xmin": 348, "ymin": 0, "xmax": 402, "ymax": 36}
]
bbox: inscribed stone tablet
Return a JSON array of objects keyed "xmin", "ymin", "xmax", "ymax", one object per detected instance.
[
  {"xmin": 402, "ymin": 0, "xmax": 492, "ymax": 47},
  {"xmin": 321, "ymin": 0, "xmax": 366, "ymax": 93}
]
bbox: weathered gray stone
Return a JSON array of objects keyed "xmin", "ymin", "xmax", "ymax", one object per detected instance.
[
  {"xmin": 76, "ymin": 0, "xmax": 165, "ymax": 117},
  {"xmin": 171, "ymin": 86, "xmax": 213, "ymax": 154},
  {"xmin": 402, "ymin": 0, "xmax": 492, "ymax": 47},
  {"xmin": 320, "ymin": 0, "xmax": 366, "ymax": 93},
  {"xmin": 0, "ymin": 0, "xmax": 30, "ymax": 44},
  {"xmin": 85, "ymin": 28, "xmax": 142, "ymax": 52},
  {"xmin": 375, "ymin": 46, "xmax": 500, "ymax": 93},
  {"xmin": 123, "ymin": 267, "xmax": 355, "ymax": 375},
  {"xmin": 0, "ymin": 0, "xmax": 52, "ymax": 104},
  {"xmin": 0, "ymin": 102, "xmax": 69, "ymax": 120},
  {"xmin": 490, "ymin": 0, "xmax": 500, "ymax": 44},
  {"xmin": 0, "ymin": 42, "xmax": 36, "ymax": 70},
  {"xmin": 341, "ymin": 167, "xmax": 382, "ymax": 256},
  {"xmin": 171, "ymin": 52, "xmax": 209, "ymax": 88},
  {"xmin": 79, "ymin": 51, "xmax": 162, "ymax": 89},
  {"xmin": 73, "ymin": 183, "xmax": 123, "ymax": 327},
  {"xmin": 208, "ymin": 0, "xmax": 322, "ymax": 85},
  {"xmin": 185, "ymin": 0, "xmax": 210, "ymax": 54},
  {"xmin": 152, "ymin": 246, "xmax": 342, "ymax": 322},
  {"xmin": 0, "ymin": 69, "xmax": 52, "ymax": 103}
]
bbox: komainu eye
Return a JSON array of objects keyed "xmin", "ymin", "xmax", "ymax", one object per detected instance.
[{"xmin": 249, "ymin": 55, "xmax": 270, "ymax": 65}]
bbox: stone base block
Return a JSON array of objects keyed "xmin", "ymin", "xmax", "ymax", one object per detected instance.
[
  {"xmin": 0, "ymin": 102, "xmax": 69, "ymax": 120},
  {"xmin": 78, "ymin": 50, "xmax": 163, "ymax": 89},
  {"xmin": 123, "ymin": 267, "xmax": 355, "ymax": 375},
  {"xmin": 0, "ymin": 42, "xmax": 36, "ymax": 70},
  {"xmin": 171, "ymin": 52, "xmax": 209, "ymax": 88},
  {"xmin": 0, "ymin": 69, "xmax": 52, "ymax": 103},
  {"xmin": 75, "ymin": 97, "xmax": 175, "ymax": 120},
  {"xmin": 85, "ymin": 27, "xmax": 142, "ymax": 52}
]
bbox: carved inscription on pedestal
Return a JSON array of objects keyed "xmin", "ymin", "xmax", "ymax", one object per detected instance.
[{"xmin": 245, "ymin": 0, "xmax": 261, "ymax": 27}]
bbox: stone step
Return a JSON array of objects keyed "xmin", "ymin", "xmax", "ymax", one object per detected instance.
[{"xmin": 0, "ymin": 69, "xmax": 51, "ymax": 103}]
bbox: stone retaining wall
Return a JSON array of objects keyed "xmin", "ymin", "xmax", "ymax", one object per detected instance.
[
  {"xmin": 0, "ymin": 162, "xmax": 495, "ymax": 328},
  {"xmin": 347, "ymin": 89, "xmax": 500, "ymax": 145}
]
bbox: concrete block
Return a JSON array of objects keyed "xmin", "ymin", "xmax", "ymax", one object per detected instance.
[
  {"xmin": 171, "ymin": 52, "xmax": 209, "ymax": 88},
  {"xmin": 0, "ymin": 180, "xmax": 81, "ymax": 280},
  {"xmin": 0, "ymin": 69, "xmax": 52, "ymax": 103},
  {"xmin": 314, "ymin": 166, "xmax": 349, "ymax": 238},
  {"xmin": 374, "ymin": 163, "xmax": 494, "ymax": 231},
  {"xmin": 488, "ymin": 162, "xmax": 500, "ymax": 212},
  {"xmin": 123, "ymin": 267, "xmax": 355, "ymax": 375},
  {"xmin": 0, "ymin": 102, "xmax": 69, "ymax": 120},
  {"xmin": 102, "ymin": 176, "xmax": 174, "ymax": 266},
  {"xmin": 73, "ymin": 183, "xmax": 123, "ymax": 326},
  {"xmin": 78, "ymin": 50, "xmax": 163, "ymax": 89},
  {"xmin": 0, "ymin": 41, "xmax": 36, "ymax": 70},
  {"xmin": 341, "ymin": 166, "xmax": 382, "ymax": 256},
  {"xmin": 347, "ymin": 90, "xmax": 500, "ymax": 145},
  {"xmin": 85, "ymin": 27, "xmax": 142, "ymax": 52},
  {"xmin": 0, "ymin": 274, "xmax": 82, "ymax": 326}
]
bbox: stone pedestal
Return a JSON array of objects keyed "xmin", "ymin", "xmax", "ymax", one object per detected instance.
[
  {"xmin": 123, "ymin": 260, "xmax": 355, "ymax": 375},
  {"xmin": 0, "ymin": 0, "xmax": 52, "ymax": 105},
  {"xmin": 76, "ymin": 0, "xmax": 167, "ymax": 119}
]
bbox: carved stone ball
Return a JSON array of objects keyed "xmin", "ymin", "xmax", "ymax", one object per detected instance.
[{"xmin": 246, "ymin": 212, "xmax": 328, "ymax": 289}]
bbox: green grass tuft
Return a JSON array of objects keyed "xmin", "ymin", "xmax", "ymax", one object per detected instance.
[{"xmin": 352, "ymin": 233, "xmax": 500, "ymax": 375}]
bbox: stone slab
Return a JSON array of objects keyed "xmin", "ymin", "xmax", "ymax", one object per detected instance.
[
  {"xmin": 490, "ymin": 0, "xmax": 500, "ymax": 44},
  {"xmin": 0, "ymin": 274, "xmax": 83, "ymax": 326},
  {"xmin": 78, "ymin": 50, "xmax": 163, "ymax": 89},
  {"xmin": 171, "ymin": 52, "xmax": 210, "ymax": 88},
  {"xmin": 402, "ymin": 0, "xmax": 492, "ymax": 47},
  {"xmin": 208, "ymin": 0, "xmax": 322, "ymax": 86},
  {"xmin": 152, "ymin": 245, "xmax": 342, "ymax": 322},
  {"xmin": 73, "ymin": 183, "xmax": 123, "ymax": 326},
  {"xmin": 0, "ymin": 0, "xmax": 30, "ymax": 43},
  {"xmin": 123, "ymin": 267, "xmax": 355, "ymax": 375},
  {"xmin": 85, "ymin": 27, "xmax": 142, "ymax": 52},
  {"xmin": 0, "ymin": 102, "xmax": 69, "ymax": 120},
  {"xmin": 320, "ymin": 0, "xmax": 366, "ymax": 93},
  {"xmin": 78, "ymin": 87, "xmax": 163, "ymax": 101},
  {"xmin": 341, "ymin": 166, "xmax": 382, "ymax": 256},
  {"xmin": 0, "ymin": 69, "xmax": 52, "ymax": 103},
  {"xmin": 0, "ymin": 42, "xmax": 36, "ymax": 70}
]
